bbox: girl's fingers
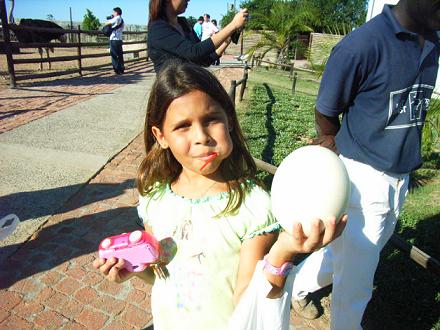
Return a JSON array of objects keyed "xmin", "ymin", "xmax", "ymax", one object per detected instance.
[
  {"xmin": 303, "ymin": 219, "xmax": 322, "ymax": 251},
  {"xmin": 322, "ymin": 217, "xmax": 338, "ymax": 245},
  {"xmin": 92, "ymin": 258, "xmax": 106, "ymax": 269},
  {"xmin": 291, "ymin": 222, "xmax": 304, "ymax": 241},
  {"xmin": 99, "ymin": 257, "xmax": 117, "ymax": 275},
  {"xmin": 107, "ymin": 259, "xmax": 126, "ymax": 282},
  {"xmin": 334, "ymin": 214, "xmax": 348, "ymax": 237}
]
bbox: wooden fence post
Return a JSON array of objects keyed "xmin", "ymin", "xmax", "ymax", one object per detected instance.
[
  {"xmin": 0, "ymin": 0, "xmax": 17, "ymax": 87},
  {"xmin": 77, "ymin": 25, "xmax": 82, "ymax": 76},
  {"xmin": 239, "ymin": 67, "xmax": 248, "ymax": 102},
  {"xmin": 229, "ymin": 80, "xmax": 237, "ymax": 107},
  {"xmin": 291, "ymin": 72, "xmax": 297, "ymax": 95}
]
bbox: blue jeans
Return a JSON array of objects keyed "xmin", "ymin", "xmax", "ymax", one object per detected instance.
[{"xmin": 109, "ymin": 40, "xmax": 124, "ymax": 73}]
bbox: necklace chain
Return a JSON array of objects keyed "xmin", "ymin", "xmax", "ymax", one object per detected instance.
[{"xmin": 173, "ymin": 180, "xmax": 219, "ymax": 199}]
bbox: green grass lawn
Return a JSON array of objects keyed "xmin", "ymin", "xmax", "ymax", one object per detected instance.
[{"xmin": 237, "ymin": 68, "xmax": 440, "ymax": 329}]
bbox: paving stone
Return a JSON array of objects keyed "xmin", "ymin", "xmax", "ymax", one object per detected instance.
[
  {"xmin": 0, "ymin": 308, "xmax": 10, "ymax": 323},
  {"xmin": 55, "ymin": 277, "xmax": 83, "ymax": 296},
  {"xmin": 76, "ymin": 307, "xmax": 109, "ymax": 329},
  {"xmin": 12, "ymin": 301, "xmax": 44, "ymax": 320},
  {"xmin": 74, "ymin": 287, "xmax": 99, "ymax": 305},
  {"xmin": 119, "ymin": 303, "xmax": 152, "ymax": 329},
  {"xmin": 0, "ymin": 291, "xmax": 23, "ymax": 309},
  {"xmin": 34, "ymin": 310, "xmax": 69, "ymax": 329},
  {"xmin": 0, "ymin": 313, "xmax": 33, "ymax": 329}
]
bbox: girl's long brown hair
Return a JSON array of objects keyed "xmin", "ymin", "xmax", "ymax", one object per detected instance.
[{"xmin": 136, "ymin": 60, "xmax": 260, "ymax": 216}]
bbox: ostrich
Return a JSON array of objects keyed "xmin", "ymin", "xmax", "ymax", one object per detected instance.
[{"xmin": 8, "ymin": 0, "xmax": 67, "ymax": 70}]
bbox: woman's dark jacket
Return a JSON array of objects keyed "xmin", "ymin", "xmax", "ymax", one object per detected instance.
[{"xmin": 148, "ymin": 17, "xmax": 219, "ymax": 73}]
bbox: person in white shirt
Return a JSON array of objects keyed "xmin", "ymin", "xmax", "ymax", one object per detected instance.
[
  {"xmin": 201, "ymin": 13, "xmax": 218, "ymax": 41},
  {"xmin": 105, "ymin": 7, "xmax": 125, "ymax": 74}
]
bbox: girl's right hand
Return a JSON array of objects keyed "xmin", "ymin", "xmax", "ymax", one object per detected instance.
[
  {"xmin": 92, "ymin": 257, "xmax": 134, "ymax": 283},
  {"xmin": 232, "ymin": 8, "xmax": 249, "ymax": 30}
]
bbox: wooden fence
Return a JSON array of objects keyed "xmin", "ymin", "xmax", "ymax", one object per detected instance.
[
  {"xmin": 252, "ymin": 55, "xmax": 315, "ymax": 95},
  {"xmin": 228, "ymin": 65, "xmax": 249, "ymax": 107},
  {"xmin": 0, "ymin": 2, "xmax": 147, "ymax": 87}
]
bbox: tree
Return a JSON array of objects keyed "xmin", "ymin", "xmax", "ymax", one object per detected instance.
[
  {"xmin": 239, "ymin": 0, "xmax": 276, "ymax": 30},
  {"xmin": 247, "ymin": 1, "xmax": 314, "ymax": 64},
  {"xmin": 239, "ymin": 0, "xmax": 367, "ymax": 32},
  {"xmin": 46, "ymin": 14, "xmax": 55, "ymax": 21},
  {"xmin": 220, "ymin": 8, "xmax": 236, "ymax": 28},
  {"xmin": 82, "ymin": 9, "xmax": 101, "ymax": 31},
  {"xmin": 298, "ymin": 0, "xmax": 367, "ymax": 32}
]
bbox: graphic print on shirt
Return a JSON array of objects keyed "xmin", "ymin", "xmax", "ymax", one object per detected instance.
[
  {"xmin": 386, "ymin": 84, "xmax": 433, "ymax": 130},
  {"xmin": 171, "ymin": 218, "xmax": 206, "ymax": 312}
]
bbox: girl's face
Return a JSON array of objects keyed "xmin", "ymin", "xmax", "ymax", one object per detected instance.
[
  {"xmin": 152, "ymin": 90, "xmax": 233, "ymax": 177},
  {"xmin": 169, "ymin": 0, "xmax": 189, "ymax": 15}
]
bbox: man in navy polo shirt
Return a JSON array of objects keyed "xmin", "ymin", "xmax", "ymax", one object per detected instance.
[{"xmin": 290, "ymin": 1, "xmax": 440, "ymax": 329}]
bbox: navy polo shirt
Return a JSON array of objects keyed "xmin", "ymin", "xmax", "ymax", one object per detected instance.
[{"xmin": 316, "ymin": 5, "xmax": 440, "ymax": 174}]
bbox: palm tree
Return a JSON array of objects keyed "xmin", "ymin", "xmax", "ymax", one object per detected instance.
[
  {"xmin": 247, "ymin": 1, "xmax": 314, "ymax": 64},
  {"xmin": 422, "ymin": 96, "xmax": 440, "ymax": 159}
]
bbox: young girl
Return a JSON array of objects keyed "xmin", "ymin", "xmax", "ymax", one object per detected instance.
[{"xmin": 93, "ymin": 61, "xmax": 346, "ymax": 329}]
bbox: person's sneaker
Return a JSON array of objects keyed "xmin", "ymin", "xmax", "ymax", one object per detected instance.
[{"xmin": 292, "ymin": 297, "xmax": 320, "ymax": 319}]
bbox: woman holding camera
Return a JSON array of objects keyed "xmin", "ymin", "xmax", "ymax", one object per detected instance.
[{"xmin": 147, "ymin": 0, "xmax": 247, "ymax": 73}]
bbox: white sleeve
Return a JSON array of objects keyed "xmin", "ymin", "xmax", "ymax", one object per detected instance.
[
  {"xmin": 137, "ymin": 194, "xmax": 151, "ymax": 226},
  {"xmin": 228, "ymin": 260, "xmax": 294, "ymax": 330}
]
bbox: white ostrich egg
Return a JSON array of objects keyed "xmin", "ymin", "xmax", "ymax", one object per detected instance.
[{"xmin": 271, "ymin": 146, "xmax": 351, "ymax": 236}]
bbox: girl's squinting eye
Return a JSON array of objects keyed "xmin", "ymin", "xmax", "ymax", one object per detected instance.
[
  {"xmin": 205, "ymin": 114, "xmax": 224, "ymax": 124},
  {"xmin": 174, "ymin": 122, "xmax": 191, "ymax": 131}
]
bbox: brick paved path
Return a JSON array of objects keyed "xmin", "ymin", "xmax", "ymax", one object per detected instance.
[
  {"xmin": 0, "ymin": 66, "xmax": 328, "ymax": 329},
  {"xmin": 0, "ymin": 61, "xmax": 154, "ymax": 134}
]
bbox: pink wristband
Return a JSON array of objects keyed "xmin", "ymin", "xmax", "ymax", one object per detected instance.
[{"xmin": 263, "ymin": 254, "xmax": 294, "ymax": 277}]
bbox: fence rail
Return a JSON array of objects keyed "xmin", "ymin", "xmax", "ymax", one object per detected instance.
[
  {"xmin": 12, "ymin": 48, "xmax": 147, "ymax": 64},
  {"xmin": 9, "ymin": 40, "xmax": 145, "ymax": 48},
  {"xmin": 8, "ymin": 24, "xmax": 147, "ymax": 35},
  {"xmin": 0, "ymin": 0, "xmax": 148, "ymax": 88}
]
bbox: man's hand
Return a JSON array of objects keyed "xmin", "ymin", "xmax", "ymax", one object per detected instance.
[
  {"xmin": 313, "ymin": 108, "xmax": 341, "ymax": 154},
  {"xmin": 309, "ymin": 135, "xmax": 338, "ymax": 154}
]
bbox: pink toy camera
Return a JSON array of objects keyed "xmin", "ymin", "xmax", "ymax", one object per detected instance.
[{"xmin": 98, "ymin": 230, "xmax": 160, "ymax": 272}]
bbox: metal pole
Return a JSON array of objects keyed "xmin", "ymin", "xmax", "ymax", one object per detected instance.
[{"xmin": 0, "ymin": 0, "xmax": 16, "ymax": 87}]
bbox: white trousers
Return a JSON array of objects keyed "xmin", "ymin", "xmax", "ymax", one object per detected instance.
[{"xmin": 291, "ymin": 156, "xmax": 409, "ymax": 330}]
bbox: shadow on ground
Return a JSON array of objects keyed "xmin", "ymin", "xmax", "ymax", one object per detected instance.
[{"xmin": 362, "ymin": 213, "xmax": 440, "ymax": 330}]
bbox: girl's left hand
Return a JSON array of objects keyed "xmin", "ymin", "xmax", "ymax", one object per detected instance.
[{"xmin": 275, "ymin": 215, "xmax": 348, "ymax": 257}]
